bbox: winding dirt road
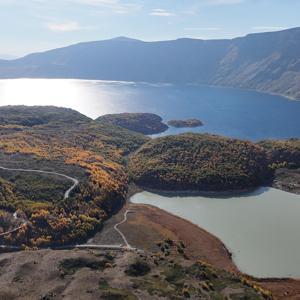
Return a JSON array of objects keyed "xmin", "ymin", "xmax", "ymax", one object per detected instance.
[
  {"xmin": 0, "ymin": 165, "xmax": 79, "ymax": 238},
  {"xmin": 114, "ymin": 210, "xmax": 132, "ymax": 249},
  {"xmin": 0, "ymin": 165, "xmax": 136, "ymax": 251},
  {"xmin": 0, "ymin": 166, "xmax": 79, "ymax": 200}
]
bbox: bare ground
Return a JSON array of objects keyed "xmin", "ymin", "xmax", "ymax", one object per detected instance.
[
  {"xmin": 272, "ymin": 168, "xmax": 300, "ymax": 195},
  {"xmin": 0, "ymin": 249, "xmax": 151, "ymax": 300}
]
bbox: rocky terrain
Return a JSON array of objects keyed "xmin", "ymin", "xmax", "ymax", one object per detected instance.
[
  {"xmin": 259, "ymin": 139, "xmax": 300, "ymax": 194},
  {"xmin": 259, "ymin": 139, "xmax": 300, "ymax": 169},
  {"xmin": 271, "ymin": 168, "xmax": 300, "ymax": 194},
  {"xmin": 0, "ymin": 247, "xmax": 269, "ymax": 300}
]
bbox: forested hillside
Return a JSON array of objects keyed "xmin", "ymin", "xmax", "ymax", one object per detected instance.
[
  {"xmin": 1, "ymin": 106, "xmax": 300, "ymax": 247},
  {"xmin": 0, "ymin": 106, "xmax": 148, "ymax": 246},
  {"xmin": 129, "ymin": 133, "xmax": 272, "ymax": 191}
]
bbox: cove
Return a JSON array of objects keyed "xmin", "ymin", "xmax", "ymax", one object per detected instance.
[{"xmin": 131, "ymin": 187, "xmax": 300, "ymax": 278}]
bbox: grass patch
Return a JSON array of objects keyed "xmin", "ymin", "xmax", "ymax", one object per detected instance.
[
  {"xmin": 132, "ymin": 278, "xmax": 174, "ymax": 298},
  {"xmin": 59, "ymin": 257, "xmax": 112, "ymax": 275},
  {"xmin": 99, "ymin": 280, "xmax": 137, "ymax": 300},
  {"xmin": 164, "ymin": 264, "xmax": 185, "ymax": 284},
  {"xmin": 101, "ymin": 289, "xmax": 137, "ymax": 300}
]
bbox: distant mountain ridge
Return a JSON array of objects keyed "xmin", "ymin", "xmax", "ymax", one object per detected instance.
[{"xmin": 0, "ymin": 27, "xmax": 300, "ymax": 99}]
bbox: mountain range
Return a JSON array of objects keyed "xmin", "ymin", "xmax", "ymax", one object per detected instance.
[{"xmin": 0, "ymin": 27, "xmax": 300, "ymax": 99}]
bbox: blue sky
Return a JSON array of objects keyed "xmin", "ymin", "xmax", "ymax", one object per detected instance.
[{"xmin": 0, "ymin": 0, "xmax": 299, "ymax": 57}]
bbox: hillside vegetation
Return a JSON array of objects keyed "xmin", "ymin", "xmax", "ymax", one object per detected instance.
[
  {"xmin": 258, "ymin": 139, "xmax": 300, "ymax": 194},
  {"xmin": 259, "ymin": 139, "xmax": 300, "ymax": 169},
  {"xmin": 97, "ymin": 113, "xmax": 168, "ymax": 135},
  {"xmin": 0, "ymin": 106, "xmax": 148, "ymax": 247},
  {"xmin": 0, "ymin": 105, "xmax": 89, "ymax": 127},
  {"xmin": 2, "ymin": 106, "xmax": 300, "ymax": 247},
  {"xmin": 0, "ymin": 247, "xmax": 270, "ymax": 299},
  {"xmin": 129, "ymin": 133, "xmax": 271, "ymax": 191}
]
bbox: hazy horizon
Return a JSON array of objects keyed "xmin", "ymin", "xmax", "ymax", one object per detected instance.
[
  {"xmin": 1, "ymin": 26, "xmax": 299, "ymax": 60},
  {"xmin": 1, "ymin": 0, "xmax": 299, "ymax": 57}
]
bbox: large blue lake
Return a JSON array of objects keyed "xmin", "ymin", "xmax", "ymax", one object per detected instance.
[{"xmin": 0, "ymin": 78, "xmax": 300, "ymax": 141}]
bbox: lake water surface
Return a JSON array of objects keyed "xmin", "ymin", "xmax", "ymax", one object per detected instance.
[
  {"xmin": 131, "ymin": 188, "xmax": 300, "ymax": 278},
  {"xmin": 1, "ymin": 79, "xmax": 300, "ymax": 141}
]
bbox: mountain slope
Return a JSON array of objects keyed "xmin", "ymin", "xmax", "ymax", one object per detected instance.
[
  {"xmin": 211, "ymin": 27, "xmax": 300, "ymax": 99},
  {"xmin": 0, "ymin": 28, "xmax": 300, "ymax": 99},
  {"xmin": 0, "ymin": 37, "xmax": 230, "ymax": 83}
]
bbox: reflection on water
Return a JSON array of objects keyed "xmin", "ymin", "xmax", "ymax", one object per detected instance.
[
  {"xmin": 143, "ymin": 186, "xmax": 268, "ymax": 199},
  {"xmin": 131, "ymin": 187, "xmax": 300, "ymax": 278},
  {"xmin": 1, "ymin": 78, "xmax": 300, "ymax": 141},
  {"xmin": 0, "ymin": 79, "xmax": 137, "ymax": 118}
]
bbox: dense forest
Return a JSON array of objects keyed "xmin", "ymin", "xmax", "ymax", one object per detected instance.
[
  {"xmin": 129, "ymin": 133, "xmax": 272, "ymax": 191},
  {"xmin": 0, "ymin": 106, "xmax": 148, "ymax": 247},
  {"xmin": 96, "ymin": 113, "xmax": 168, "ymax": 135}
]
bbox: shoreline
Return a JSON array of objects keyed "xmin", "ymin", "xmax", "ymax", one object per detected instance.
[
  {"xmin": 126, "ymin": 203, "xmax": 300, "ymax": 299},
  {"xmin": 131, "ymin": 203, "xmax": 237, "ymax": 272},
  {"xmin": 131, "ymin": 185, "xmax": 266, "ymax": 198},
  {"xmin": 189, "ymin": 82, "xmax": 300, "ymax": 102},
  {"xmin": 126, "ymin": 185, "xmax": 300, "ymax": 299}
]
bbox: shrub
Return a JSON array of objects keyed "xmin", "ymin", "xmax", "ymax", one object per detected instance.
[
  {"xmin": 125, "ymin": 260, "xmax": 151, "ymax": 277},
  {"xmin": 59, "ymin": 257, "xmax": 109, "ymax": 275}
]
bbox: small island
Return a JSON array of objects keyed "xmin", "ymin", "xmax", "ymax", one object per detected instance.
[
  {"xmin": 96, "ymin": 113, "xmax": 168, "ymax": 135},
  {"xmin": 167, "ymin": 118, "xmax": 203, "ymax": 128}
]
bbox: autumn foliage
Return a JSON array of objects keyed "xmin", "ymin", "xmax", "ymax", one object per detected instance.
[
  {"xmin": 129, "ymin": 133, "xmax": 272, "ymax": 191},
  {"xmin": 0, "ymin": 106, "xmax": 148, "ymax": 247}
]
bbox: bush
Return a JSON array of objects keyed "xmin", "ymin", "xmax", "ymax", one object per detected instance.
[
  {"xmin": 125, "ymin": 260, "xmax": 151, "ymax": 277},
  {"xmin": 59, "ymin": 257, "xmax": 109, "ymax": 275}
]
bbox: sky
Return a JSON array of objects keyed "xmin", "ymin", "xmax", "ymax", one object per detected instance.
[{"xmin": 0, "ymin": 0, "xmax": 299, "ymax": 57}]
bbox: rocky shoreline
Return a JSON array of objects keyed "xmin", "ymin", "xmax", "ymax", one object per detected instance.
[{"xmin": 272, "ymin": 168, "xmax": 300, "ymax": 195}]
